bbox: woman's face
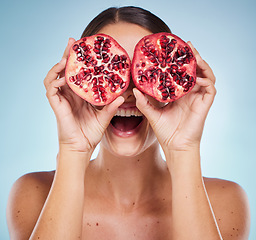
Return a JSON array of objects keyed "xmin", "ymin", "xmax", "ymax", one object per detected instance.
[{"xmin": 98, "ymin": 22, "xmax": 162, "ymax": 157}]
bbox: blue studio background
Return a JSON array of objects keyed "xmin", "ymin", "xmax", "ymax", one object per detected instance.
[{"xmin": 0, "ymin": 0, "xmax": 255, "ymax": 239}]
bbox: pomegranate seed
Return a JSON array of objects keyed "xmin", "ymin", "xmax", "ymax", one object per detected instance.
[
  {"xmin": 120, "ymin": 82, "xmax": 126, "ymax": 89},
  {"xmin": 141, "ymin": 75, "xmax": 147, "ymax": 82},
  {"xmin": 79, "ymin": 42, "xmax": 86, "ymax": 47},
  {"xmin": 118, "ymin": 62, "xmax": 123, "ymax": 69},
  {"xmin": 93, "ymin": 49, "xmax": 100, "ymax": 54},
  {"xmin": 73, "ymin": 44, "xmax": 79, "ymax": 51},
  {"xmin": 112, "ymin": 55, "xmax": 120, "ymax": 62},
  {"xmin": 166, "ymin": 56, "xmax": 172, "ymax": 63},
  {"xmin": 74, "ymin": 80, "xmax": 81, "ymax": 85},
  {"xmin": 121, "ymin": 55, "xmax": 127, "ymax": 61},
  {"xmin": 189, "ymin": 76, "xmax": 194, "ymax": 82},
  {"xmin": 77, "ymin": 57, "xmax": 84, "ymax": 61},
  {"xmin": 111, "ymin": 86, "xmax": 116, "ymax": 92},
  {"xmin": 69, "ymin": 76, "xmax": 75, "ymax": 82},
  {"xmin": 138, "ymin": 70, "xmax": 143, "ymax": 75},
  {"xmin": 177, "ymin": 60, "xmax": 183, "ymax": 66},
  {"xmin": 160, "ymin": 61, "xmax": 166, "ymax": 68},
  {"xmin": 97, "ymin": 36, "xmax": 104, "ymax": 41}
]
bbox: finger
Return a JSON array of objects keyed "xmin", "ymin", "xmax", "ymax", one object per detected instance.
[
  {"xmin": 187, "ymin": 41, "xmax": 216, "ymax": 84},
  {"xmin": 62, "ymin": 38, "xmax": 76, "ymax": 59},
  {"xmin": 104, "ymin": 96, "xmax": 125, "ymax": 114},
  {"xmin": 46, "ymin": 77, "xmax": 66, "ymax": 99},
  {"xmin": 59, "ymin": 38, "xmax": 76, "ymax": 78},
  {"xmin": 44, "ymin": 58, "xmax": 67, "ymax": 89},
  {"xmin": 196, "ymin": 77, "xmax": 216, "ymax": 106},
  {"xmin": 45, "ymin": 77, "xmax": 69, "ymax": 114},
  {"xmin": 97, "ymin": 96, "xmax": 125, "ymax": 128},
  {"xmin": 133, "ymin": 88, "xmax": 161, "ymax": 128}
]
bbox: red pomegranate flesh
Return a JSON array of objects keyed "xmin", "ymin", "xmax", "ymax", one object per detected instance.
[
  {"xmin": 65, "ymin": 34, "xmax": 131, "ymax": 106},
  {"xmin": 132, "ymin": 32, "xmax": 197, "ymax": 103}
]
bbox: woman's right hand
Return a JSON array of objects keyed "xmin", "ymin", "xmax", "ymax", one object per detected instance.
[{"xmin": 44, "ymin": 38, "xmax": 124, "ymax": 154}]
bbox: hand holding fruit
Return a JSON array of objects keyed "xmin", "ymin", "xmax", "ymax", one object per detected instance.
[
  {"xmin": 134, "ymin": 41, "xmax": 216, "ymax": 153},
  {"xmin": 44, "ymin": 38, "xmax": 124, "ymax": 154}
]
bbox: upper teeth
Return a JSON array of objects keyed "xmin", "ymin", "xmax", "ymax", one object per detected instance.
[{"xmin": 115, "ymin": 108, "xmax": 143, "ymax": 117}]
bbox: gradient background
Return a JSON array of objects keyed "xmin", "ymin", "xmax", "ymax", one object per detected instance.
[{"xmin": 0, "ymin": 0, "xmax": 255, "ymax": 239}]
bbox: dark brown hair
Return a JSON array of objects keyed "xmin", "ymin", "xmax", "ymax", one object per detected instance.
[{"xmin": 81, "ymin": 6, "xmax": 171, "ymax": 38}]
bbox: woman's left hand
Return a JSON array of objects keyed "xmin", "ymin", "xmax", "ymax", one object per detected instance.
[{"xmin": 133, "ymin": 42, "xmax": 216, "ymax": 153}]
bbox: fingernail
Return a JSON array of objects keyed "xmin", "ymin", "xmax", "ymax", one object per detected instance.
[{"xmin": 133, "ymin": 88, "xmax": 140, "ymax": 98}]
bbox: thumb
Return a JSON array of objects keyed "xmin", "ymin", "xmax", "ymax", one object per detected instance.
[
  {"xmin": 133, "ymin": 88, "xmax": 161, "ymax": 128},
  {"xmin": 97, "ymin": 96, "xmax": 125, "ymax": 129}
]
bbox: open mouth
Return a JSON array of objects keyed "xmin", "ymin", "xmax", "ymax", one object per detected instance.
[{"xmin": 110, "ymin": 108, "xmax": 144, "ymax": 132}]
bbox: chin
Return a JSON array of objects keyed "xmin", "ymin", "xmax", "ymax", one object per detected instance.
[
  {"xmin": 99, "ymin": 103, "xmax": 158, "ymax": 158},
  {"xmin": 101, "ymin": 125, "xmax": 157, "ymax": 158},
  {"xmin": 111, "ymin": 146, "xmax": 143, "ymax": 157}
]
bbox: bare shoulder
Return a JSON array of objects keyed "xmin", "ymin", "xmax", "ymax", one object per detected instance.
[
  {"xmin": 203, "ymin": 177, "xmax": 251, "ymax": 239},
  {"xmin": 7, "ymin": 171, "xmax": 55, "ymax": 239}
]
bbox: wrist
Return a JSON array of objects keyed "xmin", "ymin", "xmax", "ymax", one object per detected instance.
[
  {"xmin": 59, "ymin": 143, "xmax": 94, "ymax": 157},
  {"xmin": 57, "ymin": 145, "xmax": 93, "ymax": 170},
  {"xmin": 164, "ymin": 144, "xmax": 201, "ymax": 175},
  {"xmin": 163, "ymin": 142, "xmax": 200, "ymax": 159}
]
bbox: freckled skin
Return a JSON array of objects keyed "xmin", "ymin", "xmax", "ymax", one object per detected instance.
[{"xmin": 7, "ymin": 170, "xmax": 250, "ymax": 239}]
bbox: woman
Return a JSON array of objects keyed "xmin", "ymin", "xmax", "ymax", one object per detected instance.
[{"xmin": 7, "ymin": 6, "xmax": 250, "ymax": 240}]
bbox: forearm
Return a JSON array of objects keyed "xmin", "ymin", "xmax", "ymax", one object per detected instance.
[
  {"xmin": 29, "ymin": 149, "xmax": 91, "ymax": 240},
  {"xmin": 165, "ymin": 147, "xmax": 222, "ymax": 240}
]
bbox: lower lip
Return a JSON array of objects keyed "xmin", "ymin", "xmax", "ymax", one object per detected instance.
[{"xmin": 109, "ymin": 118, "xmax": 144, "ymax": 138}]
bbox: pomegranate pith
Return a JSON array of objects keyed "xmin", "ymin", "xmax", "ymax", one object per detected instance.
[
  {"xmin": 65, "ymin": 34, "xmax": 131, "ymax": 106},
  {"xmin": 132, "ymin": 32, "xmax": 197, "ymax": 102}
]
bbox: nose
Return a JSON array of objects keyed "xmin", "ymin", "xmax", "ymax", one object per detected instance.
[{"xmin": 121, "ymin": 76, "xmax": 136, "ymax": 101}]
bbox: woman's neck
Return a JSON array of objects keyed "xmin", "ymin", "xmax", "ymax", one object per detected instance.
[{"xmin": 88, "ymin": 142, "xmax": 170, "ymax": 210}]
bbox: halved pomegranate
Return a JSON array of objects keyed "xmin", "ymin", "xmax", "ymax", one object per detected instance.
[
  {"xmin": 65, "ymin": 34, "xmax": 131, "ymax": 106},
  {"xmin": 132, "ymin": 33, "xmax": 197, "ymax": 103}
]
